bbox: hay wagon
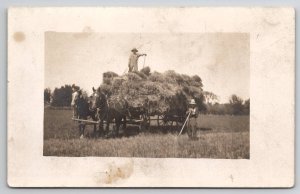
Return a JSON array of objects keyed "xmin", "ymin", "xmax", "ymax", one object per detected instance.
[{"xmin": 74, "ymin": 68, "xmax": 202, "ymax": 133}]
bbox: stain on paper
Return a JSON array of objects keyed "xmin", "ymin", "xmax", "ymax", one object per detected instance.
[
  {"xmin": 103, "ymin": 160, "xmax": 134, "ymax": 184},
  {"xmin": 13, "ymin": 32, "xmax": 25, "ymax": 42}
]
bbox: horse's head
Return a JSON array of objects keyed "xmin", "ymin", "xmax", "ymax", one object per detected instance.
[
  {"xmin": 74, "ymin": 90, "xmax": 82, "ymax": 106},
  {"xmin": 90, "ymin": 87, "xmax": 106, "ymax": 110}
]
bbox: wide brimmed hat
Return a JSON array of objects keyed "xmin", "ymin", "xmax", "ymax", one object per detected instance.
[
  {"xmin": 131, "ymin": 48, "xmax": 138, "ymax": 52},
  {"xmin": 189, "ymin": 99, "xmax": 196, "ymax": 105}
]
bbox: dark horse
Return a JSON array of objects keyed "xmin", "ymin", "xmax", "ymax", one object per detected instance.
[
  {"xmin": 90, "ymin": 87, "xmax": 127, "ymax": 137},
  {"xmin": 75, "ymin": 90, "xmax": 98, "ymax": 138}
]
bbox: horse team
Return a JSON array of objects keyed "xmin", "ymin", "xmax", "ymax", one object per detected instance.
[{"xmin": 73, "ymin": 87, "xmax": 128, "ymax": 139}]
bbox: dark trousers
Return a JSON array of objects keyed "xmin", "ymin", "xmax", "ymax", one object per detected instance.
[
  {"xmin": 187, "ymin": 116, "xmax": 198, "ymax": 140},
  {"xmin": 128, "ymin": 65, "xmax": 133, "ymax": 72}
]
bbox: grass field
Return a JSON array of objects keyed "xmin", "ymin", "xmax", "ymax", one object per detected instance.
[{"xmin": 43, "ymin": 108, "xmax": 249, "ymax": 159}]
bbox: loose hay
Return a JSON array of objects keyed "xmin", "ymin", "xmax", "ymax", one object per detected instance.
[{"xmin": 99, "ymin": 67, "xmax": 205, "ymax": 115}]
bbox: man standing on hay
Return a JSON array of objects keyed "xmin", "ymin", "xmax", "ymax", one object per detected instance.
[
  {"xmin": 187, "ymin": 99, "xmax": 199, "ymax": 140},
  {"xmin": 128, "ymin": 48, "xmax": 147, "ymax": 72}
]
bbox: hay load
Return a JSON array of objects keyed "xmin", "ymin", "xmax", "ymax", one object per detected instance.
[{"xmin": 99, "ymin": 67, "xmax": 205, "ymax": 115}]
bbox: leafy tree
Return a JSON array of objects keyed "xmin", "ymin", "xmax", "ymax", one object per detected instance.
[
  {"xmin": 203, "ymin": 91, "xmax": 219, "ymax": 104},
  {"xmin": 243, "ymin": 98, "xmax": 250, "ymax": 115},
  {"xmin": 229, "ymin": 94, "xmax": 244, "ymax": 115},
  {"xmin": 44, "ymin": 88, "xmax": 51, "ymax": 104},
  {"xmin": 51, "ymin": 85, "xmax": 74, "ymax": 107},
  {"xmin": 195, "ymin": 94, "xmax": 207, "ymax": 113},
  {"xmin": 204, "ymin": 95, "xmax": 249, "ymax": 115}
]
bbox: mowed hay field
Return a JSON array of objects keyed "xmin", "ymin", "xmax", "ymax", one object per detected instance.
[{"xmin": 44, "ymin": 108, "xmax": 249, "ymax": 159}]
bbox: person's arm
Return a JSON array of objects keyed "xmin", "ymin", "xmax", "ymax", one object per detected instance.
[
  {"xmin": 137, "ymin": 53, "xmax": 147, "ymax": 57},
  {"xmin": 194, "ymin": 107, "xmax": 199, "ymax": 118},
  {"xmin": 186, "ymin": 108, "xmax": 191, "ymax": 116}
]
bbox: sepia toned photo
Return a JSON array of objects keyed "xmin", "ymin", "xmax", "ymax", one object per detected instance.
[{"xmin": 44, "ymin": 32, "xmax": 250, "ymax": 158}]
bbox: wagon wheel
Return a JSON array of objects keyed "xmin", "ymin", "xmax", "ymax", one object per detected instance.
[
  {"xmin": 175, "ymin": 120, "xmax": 181, "ymax": 127},
  {"xmin": 145, "ymin": 115, "xmax": 151, "ymax": 129},
  {"xmin": 139, "ymin": 114, "xmax": 150, "ymax": 132},
  {"xmin": 156, "ymin": 115, "xmax": 166, "ymax": 126},
  {"xmin": 173, "ymin": 116, "xmax": 184, "ymax": 127},
  {"xmin": 163, "ymin": 119, "xmax": 174, "ymax": 127},
  {"xmin": 161, "ymin": 114, "xmax": 174, "ymax": 126}
]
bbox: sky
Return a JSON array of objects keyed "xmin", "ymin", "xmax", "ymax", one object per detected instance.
[{"xmin": 45, "ymin": 32, "xmax": 249, "ymax": 103}]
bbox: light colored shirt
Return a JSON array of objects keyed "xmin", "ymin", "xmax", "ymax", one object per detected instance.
[
  {"xmin": 188, "ymin": 107, "xmax": 198, "ymax": 117},
  {"xmin": 71, "ymin": 91, "xmax": 79, "ymax": 106},
  {"xmin": 128, "ymin": 53, "xmax": 143, "ymax": 70}
]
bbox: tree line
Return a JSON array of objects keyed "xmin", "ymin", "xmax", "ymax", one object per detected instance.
[
  {"xmin": 205, "ymin": 95, "xmax": 250, "ymax": 115},
  {"xmin": 44, "ymin": 85, "xmax": 73, "ymax": 107},
  {"xmin": 44, "ymin": 86, "xmax": 249, "ymax": 115}
]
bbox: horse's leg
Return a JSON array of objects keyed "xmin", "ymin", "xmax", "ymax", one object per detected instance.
[
  {"xmin": 116, "ymin": 123, "xmax": 120, "ymax": 137},
  {"xmin": 93, "ymin": 124, "xmax": 97, "ymax": 138},
  {"xmin": 77, "ymin": 115, "xmax": 83, "ymax": 138},
  {"xmin": 122, "ymin": 115, "xmax": 127, "ymax": 136},
  {"xmin": 105, "ymin": 121, "xmax": 109, "ymax": 137},
  {"xmin": 79, "ymin": 122, "xmax": 84, "ymax": 139},
  {"xmin": 81, "ymin": 124, "xmax": 86, "ymax": 139},
  {"xmin": 115, "ymin": 117, "xmax": 121, "ymax": 138},
  {"xmin": 98, "ymin": 120, "xmax": 104, "ymax": 137},
  {"xmin": 91, "ymin": 114, "xmax": 98, "ymax": 138},
  {"xmin": 78, "ymin": 122, "xmax": 82, "ymax": 136},
  {"xmin": 80, "ymin": 115, "xmax": 88, "ymax": 139},
  {"xmin": 122, "ymin": 115, "xmax": 127, "ymax": 130},
  {"xmin": 105, "ymin": 111, "xmax": 110, "ymax": 137}
]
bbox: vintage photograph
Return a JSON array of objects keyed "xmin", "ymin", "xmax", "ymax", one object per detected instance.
[
  {"xmin": 8, "ymin": 7, "xmax": 294, "ymax": 187},
  {"xmin": 44, "ymin": 32, "xmax": 250, "ymax": 158}
]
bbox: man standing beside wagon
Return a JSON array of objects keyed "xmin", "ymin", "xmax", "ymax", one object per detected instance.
[
  {"xmin": 71, "ymin": 84, "xmax": 80, "ymax": 118},
  {"xmin": 187, "ymin": 99, "xmax": 199, "ymax": 140}
]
